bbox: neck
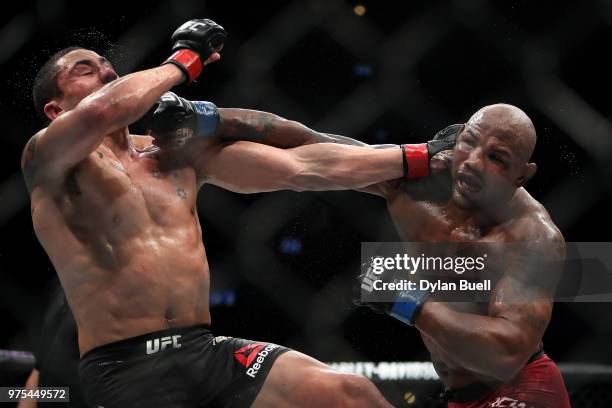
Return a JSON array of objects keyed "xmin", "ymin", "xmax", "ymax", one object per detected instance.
[
  {"xmin": 469, "ymin": 190, "xmax": 523, "ymax": 228},
  {"xmin": 102, "ymin": 127, "xmax": 136, "ymax": 157}
]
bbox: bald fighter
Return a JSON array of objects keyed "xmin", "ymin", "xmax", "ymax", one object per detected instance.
[
  {"xmin": 207, "ymin": 103, "xmax": 571, "ymax": 407},
  {"xmin": 21, "ymin": 19, "xmax": 407, "ymax": 407}
]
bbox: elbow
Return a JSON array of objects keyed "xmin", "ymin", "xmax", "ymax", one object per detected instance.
[
  {"xmin": 78, "ymin": 91, "xmax": 134, "ymax": 130},
  {"xmin": 486, "ymin": 332, "xmax": 538, "ymax": 382},
  {"xmin": 77, "ymin": 98, "xmax": 116, "ymax": 129},
  {"xmin": 489, "ymin": 355, "xmax": 526, "ymax": 383}
]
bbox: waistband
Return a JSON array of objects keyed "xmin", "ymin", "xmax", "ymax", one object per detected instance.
[
  {"xmin": 80, "ymin": 324, "xmax": 212, "ymax": 362},
  {"xmin": 439, "ymin": 349, "xmax": 546, "ymax": 403}
]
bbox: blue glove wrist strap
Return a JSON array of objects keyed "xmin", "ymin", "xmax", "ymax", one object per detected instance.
[
  {"xmin": 192, "ymin": 101, "xmax": 220, "ymax": 138},
  {"xmin": 388, "ymin": 289, "xmax": 428, "ymax": 326}
]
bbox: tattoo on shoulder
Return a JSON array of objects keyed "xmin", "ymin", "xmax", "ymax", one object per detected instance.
[{"xmin": 21, "ymin": 134, "xmax": 40, "ymax": 193}]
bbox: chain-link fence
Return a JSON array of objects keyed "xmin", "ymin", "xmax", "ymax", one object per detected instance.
[{"xmin": 1, "ymin": 0, "xmax": 611, "ymax": 406}]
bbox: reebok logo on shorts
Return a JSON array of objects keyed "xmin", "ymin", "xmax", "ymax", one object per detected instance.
[{"xmin": 234, "ymin": 343, "xmax": 279, "ymax": 378}]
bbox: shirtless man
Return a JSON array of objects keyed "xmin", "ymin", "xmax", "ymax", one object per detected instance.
[
  {"xmin": 208, "ymin": 103, "xmax": 572, "ymax": 407},
  {"xmin": 21, "ymin": 18, "xmax": 409, "ymax": 407}
]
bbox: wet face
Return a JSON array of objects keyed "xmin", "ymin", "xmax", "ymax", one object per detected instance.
[
  {"xmin": 450, "ymin": 107, "xmax": 536, "ymax": 210},
  {"xmin": 45, "ymin": 49, "xmax": 118, "ymax": 120}
]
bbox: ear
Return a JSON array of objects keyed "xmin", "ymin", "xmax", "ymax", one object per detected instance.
[
  {"xmin": 516, "ymin": 162, "xmax": 537, "ymax": 187},
  {"xmin": 43, "ymin": 100, "xmax": 64, "ymax": 121}
]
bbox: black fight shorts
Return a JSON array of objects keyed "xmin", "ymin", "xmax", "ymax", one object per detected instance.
[{"xmin": 79, "ymin": 325, "xmax": 290, "ymax": 407}]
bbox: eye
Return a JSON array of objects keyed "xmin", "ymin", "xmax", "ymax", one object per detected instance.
[
  {"xmin": 489, "ymin": 153, "xmax": 506, "ymax": 166},
  {"xmin": 459, "ymin": 137, "xmax": 476, "ymax": 150}
]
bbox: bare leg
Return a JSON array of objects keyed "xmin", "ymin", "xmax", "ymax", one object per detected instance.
[{"xmin": 251, "ymin": 350, "xmax": 392, "ymax": 408}]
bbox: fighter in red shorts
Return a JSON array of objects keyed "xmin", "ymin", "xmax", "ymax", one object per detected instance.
[{"xmin": 201, "ymin": 104, "xmax": 571, "ymax": 408}]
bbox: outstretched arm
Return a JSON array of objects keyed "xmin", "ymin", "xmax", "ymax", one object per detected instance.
[
  {"xmin": 195, "ymin": 140, "xmax": 403, "ymax": 193},
  {"xmin": 213, "ymin": 109, "xmax": 455, "ymax": 197}
]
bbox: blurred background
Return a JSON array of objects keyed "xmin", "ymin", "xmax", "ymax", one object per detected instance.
[{"xmin": 0, "ymin": 0, "xmax": 611, "ymax": 406}]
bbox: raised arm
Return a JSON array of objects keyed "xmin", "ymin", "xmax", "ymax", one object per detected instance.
[
  {"xmin": 195, "ymin": 140, "xmax": 403, "ymax": 193},
  {"xmin": 21, "ymin": 64, "xmax": 185, "ymax": 192},
  {"xmin": 21, "ymin": 18, "xmax": 226, "ymax": 193}
]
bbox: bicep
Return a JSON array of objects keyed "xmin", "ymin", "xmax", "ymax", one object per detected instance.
[
  {"xmin": 489, "ymin": 275, "xmax": 552, "ymax": 343},
  {"xmin": 488, "ymin": 241, "xmax": 564, "ymax": 344},
  {"xmin": 198, "ymin": 141, "xmax": 303, "ymax": 193}
]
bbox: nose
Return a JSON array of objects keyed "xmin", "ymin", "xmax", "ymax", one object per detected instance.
[
  {"xmin": 100, "ymin": 66, "xmax": 118, "ymax": 84},
  {"xmin": 462, "ymin": 146, "xmax": 484, "ymax": 173}
]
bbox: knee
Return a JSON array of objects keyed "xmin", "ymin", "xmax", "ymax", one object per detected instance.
[{"xmin": 332, "ymin": 372, "xmax": 386, "ymax": 408}]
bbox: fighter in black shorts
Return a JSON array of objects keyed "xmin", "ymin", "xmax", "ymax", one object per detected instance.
[
  {"xmin": 22, "ymin": 18, "xmax": 405, "ymax": 407},
  {"xmin": 79, "ymin": 326, "xmax": 289, "ymax": 407}
]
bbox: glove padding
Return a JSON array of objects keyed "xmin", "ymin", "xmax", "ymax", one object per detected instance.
[
  {"xmin": 163, "ymin": 18, "xmax": 226, "ymax": 83},
  {"xmin": 139, "ymin": 92, "xmax": 219, "ymax": 146},
  {"xmin": 170, "ymin": 18, "xmax": 226, "ymax": 58},
  {"xmin": 427, "ymin": 123, "xmax": 461, "ymax": 157}
]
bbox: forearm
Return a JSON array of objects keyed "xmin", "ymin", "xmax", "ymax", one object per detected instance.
[
  {"xmin": 86, "ymin": 64, "xmax": 184, "ymax": 131},
  {"xmin": 290, "ymin": 143, "xmax": 403, "ymax": 190},
  {"xmin": 217, "ymin": 108, "xmax": 369, "ymax": 148},
  {"xmin": 415, "ymin": 302, "xmax": 531, "ymax": 381}
]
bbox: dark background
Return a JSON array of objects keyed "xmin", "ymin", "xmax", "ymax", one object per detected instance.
[{"xmin": 0, "ymin": 0, "xmax": 610, "ymax": 369}]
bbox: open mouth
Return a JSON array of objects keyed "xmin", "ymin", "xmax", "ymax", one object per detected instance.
[{"xmin": 456, "ymin": 171, "xmax": 482, "ymax": 194}]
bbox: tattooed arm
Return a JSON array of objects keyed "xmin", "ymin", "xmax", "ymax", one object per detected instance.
[
  {"xmin": 414, "ymin": 228, "xmax": 565, "ymax": 382},
  {"xmin": 206, "ymin": 109, "xmax": 397, "ymax": 196},
  {"xmin": 217, "ymin": 108, "xmax": 394, "ymax": 148},
  {"xmin": 21, "ymin": 132, "xmax": 42, "ymax": 194}
]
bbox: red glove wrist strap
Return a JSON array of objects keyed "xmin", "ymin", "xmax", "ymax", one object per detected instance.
[
  {"xmin": 166, "ymin": 49, "xmax": 202, "ymax": 82},
  {"xmin": 404, "ymin": 143, "xmax": 429, "ymax": 178}
]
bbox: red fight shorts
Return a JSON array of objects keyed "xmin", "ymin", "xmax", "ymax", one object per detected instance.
[{"xmin": 448, "ymin": 354, "xmax": 571, "ymax": 408}]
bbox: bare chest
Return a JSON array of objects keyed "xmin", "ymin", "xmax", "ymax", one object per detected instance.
[{"xmin": 58, "ymin": 149, "xmax": 198, "ymax": 231}]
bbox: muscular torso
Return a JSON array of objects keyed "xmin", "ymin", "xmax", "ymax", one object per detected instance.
[
  {"xmin": 30, "ymin": 135, "xmax": 210, "ymax": 355},
  {"xmin": 385, "ymin": 179, "xmax": 545, "ymax": 388}
]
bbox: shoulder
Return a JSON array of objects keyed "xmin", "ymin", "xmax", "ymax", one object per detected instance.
[
  {"xmin": 21, "ymin": 129, "xmax": 46, "ymax": 167},
  {"xmin": 506, "ymin": 190, "xmax": 565, "ymax": 260},
  {"xmin": 21, "ymin": 129, "xmax": 49, "ymax": 193},
  {"xmin": 513, "ymin": 190, "xmax": 563, "ymax": 242}
]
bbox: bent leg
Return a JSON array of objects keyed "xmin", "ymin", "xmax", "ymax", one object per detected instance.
[{"xmin": 251, "ymin": 350, "xmax": 392, "ymax": 408}]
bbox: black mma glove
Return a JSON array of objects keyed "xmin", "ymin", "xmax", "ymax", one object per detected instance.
[{"xmin": 163, "ymin": 19, "xmax": 226, "ymax": 83}]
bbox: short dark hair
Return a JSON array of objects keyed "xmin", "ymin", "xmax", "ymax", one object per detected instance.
[{"xmin": 32, "ymin": 46, "xmax": 83, "ymax": 121}]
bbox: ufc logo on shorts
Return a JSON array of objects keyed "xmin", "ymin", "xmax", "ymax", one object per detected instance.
[
  {"xmin": 146, "ymin": 335, "xmax": 182, "ymax": 354},
  {"xmin": 489, "ymin": 397, "xmax": 531, "ymax": 408}
]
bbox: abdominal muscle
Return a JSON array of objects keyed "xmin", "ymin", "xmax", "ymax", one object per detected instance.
[{"xmin": 38, "ymin": 218, "xmax": 212, "ymax": 355}]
